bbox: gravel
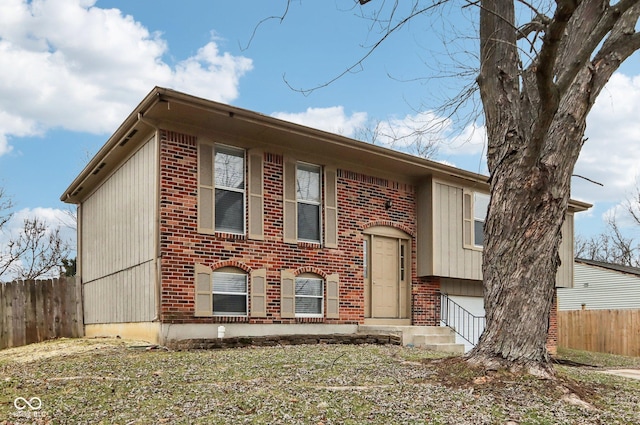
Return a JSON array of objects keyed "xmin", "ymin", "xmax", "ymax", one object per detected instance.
[{"xmin": 1, "ymin": 338, "xmax": 639, "ymax": 424}]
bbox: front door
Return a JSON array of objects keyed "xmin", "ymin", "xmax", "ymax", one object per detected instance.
[{"xmin": 371, "ymin": 235, "xmax": 399, "ymax": 318}]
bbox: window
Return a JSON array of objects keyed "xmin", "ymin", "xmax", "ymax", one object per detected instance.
[
  {"xmin": 296, "ymin": 163, "xmax": 321, "ymax": 242},
  {"xmin": 295, "ymin": 276, "xmax": 324, "ymax": 317},
  {"xmin": 283, "ymin": 160, "xmax": 336, "ymax": 247},
  {"xmin": 195, "ymin": 264, "xmax": 265, "ymax": 318},
  {"xmin": 363, "ymin": 239, "xmax": 369, "ymax": 279},
  {"xmin": 215, "ymin": 145, "xmax": 245, "ymax": 234},
  {"xmin": 212, "ymin": 270, "xmax": 247, "ymax": 316},
  {"xmin": 473, "ymin": 193, "xmax": 489, "ymax": 247},
  {"xmin": 463, "ymin": 191, "xmax": 489, "ymax": 249},
  {"xmin": 400, "ymin": 243, "xmax": 406, "ymax": 281}
]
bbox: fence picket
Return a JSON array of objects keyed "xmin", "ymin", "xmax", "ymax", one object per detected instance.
[
  {"xmin": 558, "ymin": 309, "xmax": 640, "ymax": 357},
  {"xmin": 0, "ymin": 277, "xmax": 83, "ymax": 350}
]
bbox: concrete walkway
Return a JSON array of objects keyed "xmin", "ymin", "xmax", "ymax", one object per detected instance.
[{"xmin": 600, "ymin": 369, "xmax": 640, "ymax": 380}]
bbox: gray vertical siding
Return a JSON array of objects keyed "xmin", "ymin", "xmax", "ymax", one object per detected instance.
[
  {"xmin": 558, "ymin": 262, "xmax": 640, "ymax": 310},
  {"xmin": 555, "ymin": 215, "xmax": 574, "ymax": 288},
  {"xmin": 81, "ymin": 137, "xmax": 158, "ymax": 323},
  {"xmin": 431, "ymin": 181, "xmax": 482, "ymax": 280},
  {"xmin": 419, "ymin": 180, "xmax": 577, "ymax": 285}
]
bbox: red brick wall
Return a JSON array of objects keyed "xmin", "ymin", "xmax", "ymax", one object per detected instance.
[
  {"xmin": 413, "ymin": 277, "xmax": 441, "ymax": 326},
  {"xmin": 158, "ymin": 130, "xmax": 427, "ymax": 324}
]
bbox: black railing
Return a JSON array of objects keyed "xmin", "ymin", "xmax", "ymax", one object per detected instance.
[{"xmin": 440, "ymin": 292, "xmax": 486, "ymax": 347}]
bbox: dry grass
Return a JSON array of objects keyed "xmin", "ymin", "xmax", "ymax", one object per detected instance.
[{"xmin": 1, "ymin": 338, "xmax": 639, "ymax": 424}]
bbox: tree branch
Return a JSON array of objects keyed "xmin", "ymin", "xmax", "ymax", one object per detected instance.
[
  {"xmin": 285, "ymin": 0, "xmax": 449, "ymax": 96},
  {"xmin": 589, "ymin": 4, "xmax": 640, "ymax": 102},
  {"xmin": 240, "ymin": 0, "xmax": 292, "ymax": 51},
  {"xmin": 555, "ymin": 0, "xmax": 639, "ymax": 97}
]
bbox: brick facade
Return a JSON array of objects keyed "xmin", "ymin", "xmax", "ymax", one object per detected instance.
[
  {"xmin": 158, "ymin": 130, "xmax": 437, "ymax": 325},
  {"xmin": 155, "ymin": 128, "xmax": 560, "ymax": 353}
]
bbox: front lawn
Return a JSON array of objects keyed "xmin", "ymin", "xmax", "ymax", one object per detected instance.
[{"xmin": 1, "ymin": 339, "xmax": 639, "ymax": 424}]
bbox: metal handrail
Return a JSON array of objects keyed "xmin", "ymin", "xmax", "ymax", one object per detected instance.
[{"xmin": 440, "ymin": 292, "xmax": 486, "ymax": 346}]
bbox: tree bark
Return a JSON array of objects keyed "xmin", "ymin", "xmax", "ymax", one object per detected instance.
[
  {"xmin": 468, "ymin": 0, "xmax": 640, "ymax": 375},
  {"xmin": 352, "ymin": 0, "xmax": 639, "ymax": 375}
]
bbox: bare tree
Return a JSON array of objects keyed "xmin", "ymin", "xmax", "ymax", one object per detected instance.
[
  {"xmin": 0, "ymin": 189, "xmax": 70, "ymax": 281},
  {"xmin": 352, "ymin": 118, "xmax": 440, "ymax": 158},
  {"xmin": 575, "ymin": 216, "xmax": 640, "ymax": 267},
  {"xmin": 625, "ymin": 179, "xmax": 640, "ymax": 227},
  {"xmin": 0, "ymin": 187, "xmax": 12, "ymax": 231},
  {"xmin": 339, "ymin": 0, "xmax": 640, "ymax": 375}
]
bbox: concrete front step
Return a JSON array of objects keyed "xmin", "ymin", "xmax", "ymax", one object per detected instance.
[
  {"xmin": 413, "ymin": 334, "xmax": 456, "ymax": 345},
  {"xmin": 421, "ymin": 343, "xmax": 465, "ymax": 354},
  {"xmin": 357, "ymin": 325, "xmax": 466, "ymax": 354}
]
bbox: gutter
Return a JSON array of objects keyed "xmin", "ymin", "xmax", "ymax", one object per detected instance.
[{"xmin": 60, "ymin": 89, "xmax": 163, "ymax": 203}]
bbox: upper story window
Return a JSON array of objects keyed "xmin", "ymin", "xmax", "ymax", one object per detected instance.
[
  {"xmin": 215, "ymin": 145, "xmax": 245, "ymax": 234},
  {"xmin": 199, "ymin": 143, "xmax": 258, "ymax": 236},
  {"xmin": 463, "ymin": 191, "xmax": 489, "ymax": 249},
  {"xmin": 296, "ymin": 163, "xmax": 322, "ymax": 243},
  {"xmin": 473, "ymin": 193, "xmax": 489, "ymax": 247}
]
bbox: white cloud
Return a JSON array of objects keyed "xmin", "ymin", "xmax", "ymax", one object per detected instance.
[
  {"xmin": 360, "ymin": 112, "xmax": 486, "ymax": 157},
  {"xmin": 2, "ymin": 207, "xmax": 75, "ymax": 242},
  {"xmin": 0, "ymin": 206, "xmax": 76, "ymax": 281},
  {"xmin": 271, "ymin": 106, "xmax": 368, "ymax": 137},
  {"xmin": 572, "ymin": 73, "xmax": 640, "ymax": 205},
  {"xmin": 271, "ymin": 105, "xmax": 487, "ymax": 162},
  {"xmin": 0, "ymin": 0, "xmax": 253, "ymax": 156}
]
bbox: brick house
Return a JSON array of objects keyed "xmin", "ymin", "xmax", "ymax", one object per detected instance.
[{"xmin": 61, "ymin": 87, "xmax": 589, "ymax": 350}]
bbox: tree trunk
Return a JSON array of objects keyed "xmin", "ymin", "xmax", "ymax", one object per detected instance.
[
  {"xmin": 351, "ymin": 0, "xmax": 640, "ymax": 375},
  {"xmin": 467, "ymin": 0, "xmax": 605, "ymax": 375},
  {"xmin": 467, "ymin": 146, "xmax": 574, "ymax": 375}
]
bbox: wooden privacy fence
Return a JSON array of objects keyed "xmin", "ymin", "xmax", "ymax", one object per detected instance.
[
  {"xmin": 0, "ymin": 277, "xmax": 83, "ymax": 350},
  {"xmin": 558, "ymin": 309, "xmax": 640, "ymax": 357}
]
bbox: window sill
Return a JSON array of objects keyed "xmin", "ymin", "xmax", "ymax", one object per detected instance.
[
  {"xmin": 297, "ymin": 241, "xmax": 322, "ymax": 249},
  {"xmin": 214, "ymin": 231, "xmax": 246, "ymax": 240},
  {"xmin": 463, "ymin": 245, "xmax": 484, "ymax": 252},
  {"xmin": 293, "ymin": 317, "xmax": 325, "ymax": 323}
]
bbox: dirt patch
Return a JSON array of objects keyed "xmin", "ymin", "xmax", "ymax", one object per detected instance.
[
  {"xmin": 0, "ymin": 337, "xmax": 139, "ymax": 364},
  {"xmin": 421, "ymin": 355, "xmax": 601, "ymax": 410}
]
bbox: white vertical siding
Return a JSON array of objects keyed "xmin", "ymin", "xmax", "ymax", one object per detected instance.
[
  {"xmin": 558, "ymin": 262, "xmax": 640, "ymax": 310},
  {"xmin": 81, "ymin": 137, "xmax": 157, "ymax": 324}
]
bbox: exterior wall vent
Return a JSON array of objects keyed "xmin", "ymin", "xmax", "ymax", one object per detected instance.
[
  {"xmin": 119, "ymin": 129, "xmax": 138, "ymax": 146},
  {"xmin": 92, "ymin": 163, "xmax": 107, "ymax": 175}
]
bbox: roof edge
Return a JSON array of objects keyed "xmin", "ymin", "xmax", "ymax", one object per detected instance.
[
  {"xmin": 60, "ymin": 86, "xmax": 163, "ymax": 202},
  {"xmin": 59, "ymin": 86, "xmax": 593, "ymax": 215}
]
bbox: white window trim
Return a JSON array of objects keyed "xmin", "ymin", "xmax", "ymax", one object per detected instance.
[
  {"xmin": 295, "ymin": 276, "xmax": 324, "ymax": 318},
  {"xmin": 212, "ymin": 270, "xmax": 248, "ymax": 317},
  {"xmin": 296, "ymin": 162, "xmax": 322, "ymax": 244},
  {"xmin": 214, "ymin": 143, "xmax": 246, "ymax": 235},
  {"xmin": 473, "ymin": 192, "xmax": 489, "ymax": 248}
]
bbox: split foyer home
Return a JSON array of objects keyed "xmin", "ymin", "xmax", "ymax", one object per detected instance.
[{"xmin": 60, "ymin": 87, "xmax": 590, "ymax": 351}]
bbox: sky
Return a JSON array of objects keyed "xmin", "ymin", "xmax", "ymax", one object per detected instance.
[{"xmin": 0, "ymin": 0, "xmax": 640, "ymax": 259}]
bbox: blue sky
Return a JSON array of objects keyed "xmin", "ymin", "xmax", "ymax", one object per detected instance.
[{"xmin": 1, "ymin": 0, "xmax": 640, "ymax": 253}]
